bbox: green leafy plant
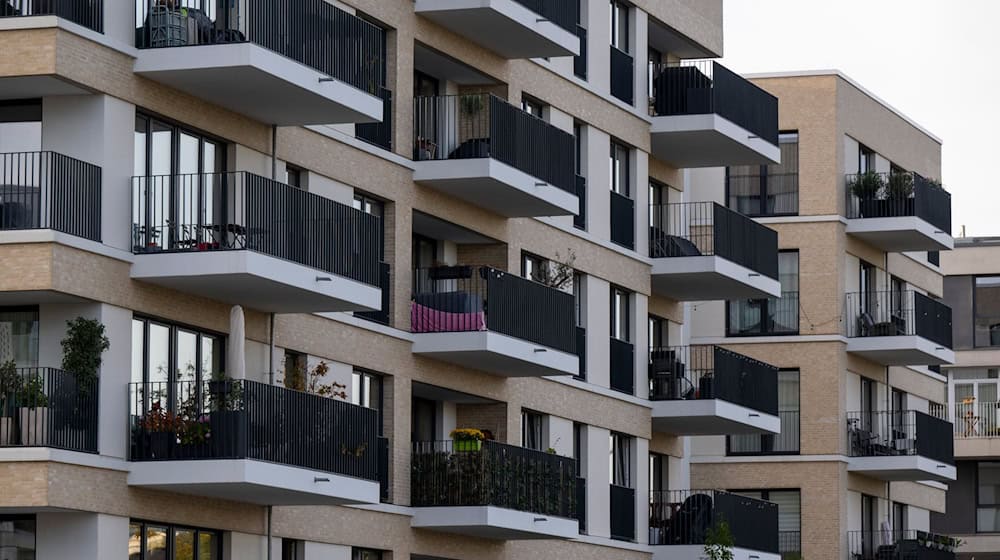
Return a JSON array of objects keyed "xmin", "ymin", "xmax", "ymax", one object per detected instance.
[
  {"xmin": 887, "ymin": 172, "xmax": 914, "ymax": 199},
  {"xmin": 18, "ymin": 374, "xmax": 47, "ymax": 409},
  {"xmin": 61, "ymin": 317, "xmax": 110, "ymax": 391},
  {"xmin": 450, "ymin": 428, "xmax": 485, "ymax": 442},
  {"xmin": 280, "ymin": 361, "xmax": 347, "ymax": 400},
  {"xmin": 849, "ymin": 171, "xmax": 885, "ymax": 200},
  {"xmin": 704, "ymin": 518, "xmax": 735, "ymax": 560},
  {"xmin": 0, "ymin": 361, "xmax": 20, "ymax": 415}
]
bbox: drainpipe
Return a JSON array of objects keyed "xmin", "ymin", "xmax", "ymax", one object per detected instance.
[{"xmin": 268, "ymin": 313, "xmax": 276, "ymax": 386}]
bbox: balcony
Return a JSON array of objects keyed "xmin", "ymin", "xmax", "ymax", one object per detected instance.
[
  {"xmin": 133, "ymin": 0, "xmax": 385, "ymax": 125},
  {"xmin": 649, "ymin": 202, "xmax": 780, "ymax": 301},
  {"xmin": 846, "ymin": 410, "xmax": 955, "ymax": 481},
  {"xmin": 948, "ymin": 400, "xmax": 1000, "ymax": 457},
  {"xmin": 848, "ymin": 531, "xmax": 958, "ymax": 560},
  {"xmin": 0, "ymin": 367, "xmax": 98, "ymax": 454},
  {"xmin": 649, "ymin": 346, "xmax": 779, "ymax": 436},
  {"xmin": 0, "ymin": 151, "xmax": 102, "ymax": 242},
  {"xmin": 0, "ymin": 0, "xmax": 102, "ymax": 32},
  {"xmin": 845, "ymin": 172, "xmax": 953, "ymax": 251},
  {"xmin": 650, "ymin": 490, "xmax": 780, "ymax": 560},
  {"xmin": 413, "ymin": 0, "xmax": 579, "ymax": 59},
  {"xmin": 844, "ymin": 291, "xmax": 954, "ymax": 365},
  {"xmin": 127, "ymin": 380, "xmax": 384, "ymax": 505},
  {"xmin": 410, "ymin": 440, "xmax": 578, "ymax": 540},
  {"xmin": 130, "ymin": 172, "xmax": 383, "ymax": 313},
  {"xmin": 649, "ymin": 61, "xmax": 780, "ymax": 168},
  {"xmin": 412, "ymin": 94, "xmax": 578, "ymax": 217},
  {"xmin": 410, "ymin": 266, "xmax": 578, "ymax": 377}
]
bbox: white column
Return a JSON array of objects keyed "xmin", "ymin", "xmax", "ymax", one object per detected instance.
[
  {"xmin": 585, "ymin": 0, "xmax": 611, "ymax": 93},
  {"xmin": 631, "ymin": 8, "xmax": 648, "ymax": 112},
  {"xmin": 586, "ymin": 276, "xmax": 610, "ymax": 389},
  {"xmin": 634, "ymin": 437, "xmax": 650, "ymax": 544},
  {"xmin": 585, "ymin": 425, "xmax": 611, "ymax": 538},
  {"xmin": 585, "ymin": 127, "xmax": 610, "ymax": 240},
  {"xmin": 633, "ymin": 293, "xmax": 649, "ymax": 398},
  {"xmin": 36, "ymin": 512, "xmax": 130, "ymax": 560},
  {"xmin": 546, "ymin": 414, "xmax": 574, "ymax": 455}
]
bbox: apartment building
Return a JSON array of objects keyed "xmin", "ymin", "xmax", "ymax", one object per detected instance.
[
  {"xmin": 0, "ymin": 0, "xmax": 795, "ymax": 559},
  {"xmin": 686, "ymin": 72, "xmax": 958, "ymax": 560},
  {"xmin": 933, "ymin": 237, "xmax": 1000, "ymax": 560}
]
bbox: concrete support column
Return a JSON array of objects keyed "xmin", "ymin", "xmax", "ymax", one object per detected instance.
[
  {"xmin": 36, "ymin": 512, "xmax": 129, "ymax": 560},
  {"xmin": 585, "ymin": 425, "xmax": 611, "ymax": 538}
]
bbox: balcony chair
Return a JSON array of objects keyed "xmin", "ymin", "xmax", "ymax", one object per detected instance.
[
  {"xmin": 649, "ymin": 227, "xmax": 702, "ymax": 259},
  {"xmin": 660, "ymin": 492, "xmax": 714, "ymax": 545},
  {"xmin": 858, "ymin": 312, "xmax": 903, "ymax": 337},
  {"xmin": 649, "ymin": 350, "xmax": 695, "ymax": 400}
]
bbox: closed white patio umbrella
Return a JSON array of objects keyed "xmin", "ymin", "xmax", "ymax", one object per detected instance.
[{"xmin": 227, "ymin": 305, "xmax": 246, "ymax": 380}]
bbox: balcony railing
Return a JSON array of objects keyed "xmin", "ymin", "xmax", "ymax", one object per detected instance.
[
  {"xmin": 356, "ymin": 86, "xmax": 393, "ymax": 151},
  {"xmin": 576, "ymin": 477, "xmax": 587, "ymax": 533},
  {"xmin": 410, "ymin": 440, "xmax": 577, "ymax": 518},
  {"xmin": 649, "ymin": 345, "xmax": 778, "ymax": 415},
  {"xmin": 650, "ymin": 202, "xmax": 779, "ymax": 280},
  {"xmin": 129, "ymin": 380, "xmax": 383, "ymax": 482},
  {"xmin": 610, "ymin": 484, "xmax": 636, "ymax": 541},
  {"xmin": 845, "ymin": 172, "xmax": 952, "ymax": 234},
  {"xmin": 135, "ymin": 0, "xmax": 385, "ymax": 96},
  {"xmin": 131, "ymin": 171, "xmax": 383, "ymax": 286},
  {"xmin": 575, "ymin": 326, "xmax": 586, "ymax": 380},
  {"xmin": 0, "ymin": 367, "xmax": 98, "ymax": 453},
  {"xmin": 573, "ymin": 25, "xmax": 587, "ymax": 79},
  {"xmin": 951, "ymin": 401, "xmax": 1000, "ymax": 438},
  {"xmin": 510, "ymin": 0, "xmax": 577, "ymax": 33},
  {"xmin": 0, "ymin": 151, "xmax": 102, "ymax": 241},
  {"xmin": 412, "ymin": 94, "xmax": 575, "ymax": 194},
  {"xmin": 844, "ymin": 290, "xmax": 953, "ymax": 348},
  {"xmin": 728, "ymin": 410, "xmax": 800, "ymax": 455},
  {"xmin": 848, "ymin": 530, "xmax": 958, "ymax": 560},
  {"xmin": 610, "ymin": 191, "xmax": 634, "ymax": 249},
  {"xmin": 573, "ymin": 174, "xmax": 586, "ymax": 229},
  {"xmin": 609, "ymin": 337, "xmax": 634, "ymax": 394},
  {"xmin": 356, "ymin": 262, "xmax": 391, "ymax": 325},
  {"xmin": 846, "ymin": 410, "xmax": 954, "ymax": 466},
  {"xmin": 650, "ymin": 490, "xmax": 779, "ymax": 553},
  {"xmin": 728, "ymin": 292, "xmax": 799, "ymax": 336},
  {"xmin": 650, "ymin": 60, "xmax": 779, "ymax": 147},
  {"xmin": 1, "ymin": 0, "xmax": 103, "ymax": 32},
  {"xmin": 610, "ymin": 46, "xmax": 634, "ymax": 105},
  {"xmin": 411, "ymin": 266, "xmax": 576, "ymax": 354}
]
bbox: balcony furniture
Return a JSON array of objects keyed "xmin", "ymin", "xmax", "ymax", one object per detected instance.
[
  {"xmin": 858, "ymin": 311, "xmax": 905, "ymax": 337},
  {"xmin": 659, "ymin": 492, "xmax": 713, "ymax": 545},
  {"xmin": 410, "ymin": 292, "xmax": 486, "ymax": 333},
  {"xmin": 649, "ymin": 228, "xmax": 703, "ymax": 258}
]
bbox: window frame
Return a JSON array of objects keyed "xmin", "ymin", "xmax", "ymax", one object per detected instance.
[
  {"xmin": 128, "ymin": 519, "xmax": 222, "ymax": 560},
  {"xmin": 727, "ymin": 369, "xmax": 800, "ymax": 456},
  {"xmin": 974, "ymin": 275, "xmax": 1000, "ymax": 348},
  {"xmin": 725, "ymin": 132, "xmax": 799, "ymax": 217},
  {"xmin": 610, "ymin": 286, "xmax": 631, "ymax": 342},
  {"xmin": 521, "ymin": 409, "xmax": 545, "ymax": 451},
  {"xmin": 610, "ymin": 140, "xmax": 631, "ymax": 197},
  {"xmin": 978, "ymin": 461, "xmax": 1000, "ymax": 533},
  {"xmin": 609, "ymin": 432, "xmax": 632, "ymax": 488},
  {"xmin": 726, "ymin": 250, "xmax": 800, "ymax": 337}
]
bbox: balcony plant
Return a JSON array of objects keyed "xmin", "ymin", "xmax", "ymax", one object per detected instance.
[
  {"xmin": 886, "ymin": 172, "xmax": 915, "ymax": 216},
  {"xmin": 139, "ymin": 401, "xmax": 179, "ymax": 458},
  {"xmin": 61, "ymin": 317, "xmax": 110, "ymax": 396},
  {"xmin": 704, "ymin": 518, "xmax": 735, "ymax": 560},
  {"xmin": 450, "ymin": 428, "xmax": 485, "ymax": 452},
  {"xmin": 0, "ymin": 361, "xmax": 19, "ymax": 445},
  {"xmin": 206, "ymin": 371, "xmax": 245, "ymax": 458},
  {"xmin": 849, "ymin": 171, "xmax": 886, "ymax": 218},
  {"xmin": 17, "ymin": 372, "xmax": 49, "ymax": 446}
]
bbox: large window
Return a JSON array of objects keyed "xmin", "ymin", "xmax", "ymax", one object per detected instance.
[
  {"xmin": 130, "ymin": 317, "xmax": 224, "ymax": 412},
  {"xmin": 128, "ymin": 520, "xmax": 220, "ymax": 560},
  {"xmin": 352, "ymin": 549, "xmax": 383, "ymax": 560},
  {"xmin": 649, "ymin": 452, "xmax": 668, "ymax": 493},
  {"xmin": 610, "ymin": 140, "xmax": 630, "ymax": 197},
  {"xmin": 975, "ymin": 276, "xmax": 1000, "ymax": 347},
  {"xmin": 728, "ymin": 251, "xmax": 799, "ymax": 336},
  {"xmin": 609, "ymin": 432, "xmax": 632, "ymax": 487},
  {"xmin": 729, "ymin": 370, "xmax": 800, "ymax": 455},
  {"xmin": 609, "ymin": 0, "xmax": 629, "ymax": 52},
  {"xmin": 611, "ymin": 287, "xmax": 631, "ymax": 342},
  {"xmin": 0, "ymin": 99, "xmax": 41, "ymax": 153},
  {"xmin": 0, "ymin": 515, "xmax": 35, "ymax": 559},
  {"xmin": 727, "ymin": 133, "xmax": 799, "ymax": 217},
  {"xmin": 979, "ymin": 462, "xmax": 1000, "ymax": 532},
  {"xmin": 522, "ymin": 409, "xmax": 544, "ymax": 451},
  {"xmin": 0, "ymin": 306, "xmax": 38, "ymax": 367}
]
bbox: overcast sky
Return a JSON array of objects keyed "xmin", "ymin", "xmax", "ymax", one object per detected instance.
[{"xmin": 720, "ymin": 0, "xmax": 998, "ymax": 238}]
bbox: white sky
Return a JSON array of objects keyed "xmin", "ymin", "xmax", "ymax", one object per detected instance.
[{"xmin": 720, "ymin": 0, "xmax": 1000, "ymax": 237}]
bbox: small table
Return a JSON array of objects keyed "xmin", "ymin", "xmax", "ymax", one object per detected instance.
[{"xmin": 964, "ymin": 411, "xmax": 980, "ymax": 437}]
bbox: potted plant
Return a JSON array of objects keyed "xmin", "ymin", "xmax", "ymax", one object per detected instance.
[
  {"xmin": 207, "ymin": 373, "xmax": 246, "ymax": 458},
  {"xmin": 704, "ymin": 517, "xmax": 735, "ymax": 560},
  {"xmin": 17, "ymin": 371, "xmax": 49, "ymax": 446},
  {"xmin": 61, "ymin": 317, "xmax": 110, "ymax": 397},
  {"xmin": 886, "ymin": 172, "xmax": 915, "ymax": 216},
  {"xmin": 450, "ymin": 428, "xmax": 485, "ymax": 452},
  {"xmin": 139, "ymin": 401, "xmax": 178, "ymax": 458},
  {"xmin": 0, "ymin": 361, "xmax": 19, "ymax": 445},
  {"xmin": 849, "ymin": 171, "xmax": 886, "ymax": 218}
]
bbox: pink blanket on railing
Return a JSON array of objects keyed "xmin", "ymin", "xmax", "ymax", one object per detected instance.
[{"xmin": 411, "ymin": 302, "xmax": 486, "ymax": 333}]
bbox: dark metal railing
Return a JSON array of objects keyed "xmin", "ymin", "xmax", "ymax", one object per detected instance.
[
  {"xmin": 1, "ymin": 0, "xmax": 103, "ymax": 32},
  {"xmin": 845, "ymin": 172, "xmax": 952, "ymax": 234},
  {"xmin": 573, "ymin": 174, "xmax": 586, "ymax": 229},
  {"xmin": 848, "ymin": 530, "xmax": 958, "ymax": 560},
  {"xmin": 610, "ymin": 190, "xmax": 634, "ymax": 249},
  {"xmin": 728, "ymin": 292, "xmax": 800, "ymax": 336},
  {"xmin": 649, "ymin": 345, "xmax": 779, "ymax": 416},
  {"xmin": 510, "ymin": 0, "xmax": 577, "ymax": 32},
  {"xmin": 411, "ymin": 266, "xmax": 576, "ymax": 354},
  {"xmin": 575, "ymin": 326, "xmax": 586, "ymax": 380},
  {"xmin": 129, "ymin": 380, "xmax": 381, "ymax": 481},
  {"xmin": 135, "ymin": 0, "xmax": 386, "ymax": 95},
  {"xmin": 610, "ymin": 483, "xmax": 636, "ymax": 541},
  {"xmin": 413, "ymin": 94, "xmax": 575, "ymax": 194},
  {"xmin": 609, "ymin": 337, "xmax": 634, "ymax": 395},
  {"xmin": 131, "ymin": 171, "xmax": 383, "ymax": 286},
  {"xmin": 728, "ymin": 410, "xmax": 800, "ymax": 455},
  {"xmin": 0, "ymin": 367, "xmax": 98, "ymax": 453},
  {"xmin": 573, "ymin": 25, "xmax": 587, "ymax": 79},
  {"xmin": 726, "ymin": 171, "xmax": 800, "ymax": 218},
  {"xmin": 410, "ymin": 440, "xmax": 577, "ymax": 518},
  {"xmin": 844, "ymin": 290, "xmax": 953, "ymax": 348},
  {"xmin": 356, "ymin": 86, "xmax": 393, "ymax": 151},
  {"xmin": 650, "ymin": 60, "xmax": 779, "ymax": 147},
  {"xmin": 650, "ymin": 202, "xmax": 779, "ymax": 280},
  {"xmin": 610, "ymin": 46, "xmax": 634, "ymax": 105},
  {"xmin": 356, "ymin": 262, "xmax": 390, "ymax": 325},
  {"xmin": 846, "ymin": 410, "xmax": 954, "ymax": 466},
  {"xmin": 650, "ymin": 489, "xmax": 779, "ymax": 553},
  {"xmin": 378, "ymin": 436, "xmax": 389, "ymax": 502},
  {"xmin": 780, "ymin": 530, "xmax": 802, "ymax": 559},
  {"xmin": 0, "ymin": 151, "xmax": 102, "ymax": 241},
  {"xmin": 576, "ymin": 477, "xmax": 587, "ymax": 533}
]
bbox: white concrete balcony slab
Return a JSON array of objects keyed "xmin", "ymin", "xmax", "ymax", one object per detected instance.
[
  {"xmin": 411, "ymin": 331, "xmax": 578, "ymax": 377},
  {"xmin": 411, "ymin": 506, "xmax": 578, "ymax": 540},
  {"xmin": 846, "ymin": 455, "xmax": 956, "ymax": 482},
  {"xmin": 845, "ymin": 290, "xmax": 954, "ymax": 366},
  {"xmin": 846, "ymin": 335, "xmax": 955, "ymax": 366},
  {"xmin": 846, "ymin": 216, "xmax": 954, "ymax": 252},
  {"xmin": 414, "ymin": 0, "xmax": 579, "ymax": 59},
  {"xmin": 653, "ymin": 545, "xmax": 781, "ymax": 560},
  {"xmin": 651, "ymin": 399, "xmax": 780, "ymax": 436},
  {"xmin": 651, "ymin": 255, "xmax": 781, "ymax": 301},
  {"xmin": 846, "ymin": 410, "xmax": 955, "ymax": 482}
]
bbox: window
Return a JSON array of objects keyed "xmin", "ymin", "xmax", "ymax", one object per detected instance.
[
  {"xmin": 609, "ymin": 0, "xmax": 629, "ymax": 52},
  {"xmin": 352, "ymin": 548, "xmax": 383, "ymax": 560},
  {"xmin": 860, "ymin": 260, "xmax": 878, "ymax": 313},
  {"xmin": 610, "ymin": 140, "xmax": 630, "ymax": 197},
  {"xmin": 733, "ymin": 490, "xmax": 801, "ymax": 555},
  {"xmin": 611, "ymin": 286, "xmax": 631, "ymax": 342},
  {"xmin": 128, "ymin": 521, "xmax": 220, "ymax": 560},
  {"xmin": 728, "ymin": 251, "xmax": 799, "ymax": 336},
  {"xmin": 927, "ymin": 251, "xmax": 940, "ymax": 266},
  {"xmin": 729, "ymin": 370, "xmax": 800, "ymax": 455},
  {"xmin": 413, "ymin": 70, "xmax": 440, "ymax": 97},
  {"xmin": 521, "ymin": 95, "xmax": 545, "ymax": 118},
  {"xmin": 648, "ymin": 315, "xmax": 668, "ymax": 351},
  {"xmin": 649, "ymin": 179, "xmax": 668, "ymax": 229},
  {"xmin": 861, "ymin": 494, "xmax": 878, "ymax": 555},
  {"xmin": 130, "ymin": 317, "xmax": 224, "ymax": 413},
  {"xmin": 649, "ymin": 452, "xmax": 668, "ymax": 493},
  {"xmin": 522, "ymin": 252, "xmax": 547, "ymax": 284},
  {"xmin": 285, "ymin": 165, "xmax": 303, "ymax": 189},
  {"xmin": 975, "ymin": 276, "xmax": 1000, "ymax": 347},
  {"xmin": 351, "ymin": 370, "xmax": 382, "ymax": 411},
  {"xmin": 859, "ymin": 144, "xmax": 876, "ymax": 174},
  {"xmin": 727, "ymin": 133, "xmax": 799, "ymax": 217},
  {"xmin": 609, "ymin": 432, "xmax": 632, "ymax": 487},
  {"xmin": 0, "ymin": 306, "xmax": 38, "ymax": 367},
  {"xmin": 0, "ymin": 99, "xmax": 41, "ymax": 153},
  {"xmin": 573, "ymin": 422, "xmax": 584, "ymax": 476},
  {"xmin": 573, "ymin": 273, "xmax": 586, "ymax": 328},
  {"xmin": 979, "ymin": 462, "xmax": 1000, "ymax": 532},
  {"xmin": 281, "ymin": 539, "xmax": 302, "ymax": 560},
  {"xmin": 893, "ymin": 502, "xmax": 908, "ymax": 533},
  {"xmin": 574, "ymin": 123, "xmax": 586, "ymax": 230},
  {"xmin": 522, "ymin": 409, "xmax": 544, "ymax": 451},
  {"xmin": 0, "ymin": 515, "xmax": 35, "ymax": 559}
]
